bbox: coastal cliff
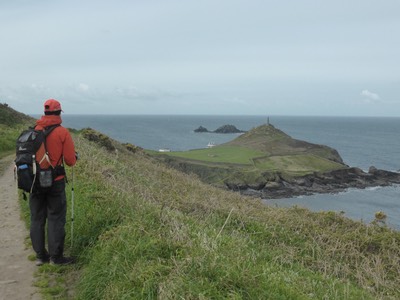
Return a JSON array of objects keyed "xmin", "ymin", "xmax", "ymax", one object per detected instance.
[
  {"xmin": 240, "ymin": 166, "xmax": 400, "ymax": 199},
  {"xmin": 156, "ymin": 124, "xmax": 400, "ymax": 199}
]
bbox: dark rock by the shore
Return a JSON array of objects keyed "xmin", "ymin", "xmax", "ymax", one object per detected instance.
[
  {"xmin": 230, "ymin": 167, "xmax": 400, "ymax": 199},
  {"xmin": 214, "ymin": 124, "xmax": 245, "ymax": 133},
  {"xmin": 194, "ymin": 126, "xmax": 209, "ymax": 133},
  {"xmin": 194, "ymin": 124, "xmax": 246, "ymax": 134}
]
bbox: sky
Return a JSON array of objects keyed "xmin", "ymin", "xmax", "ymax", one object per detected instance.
[{"xmin": 1, "ymin": 0, "xmax": 400, "ymax": 116}]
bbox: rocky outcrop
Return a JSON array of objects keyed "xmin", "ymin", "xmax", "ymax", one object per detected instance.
[
  {"xmin": 194, "ymin": 126, "xmax": 209, "ymax": 133},
  {"xmin": 194, "ymin": 124, "xmax": 245, "ymax": 133},
  {"xmin": 213, "ymin": 125, "xmax": 245, "ymax": 134},
  {"xmin": 236, "ymin": 167, "xmax": 400, "ymax": 199}
]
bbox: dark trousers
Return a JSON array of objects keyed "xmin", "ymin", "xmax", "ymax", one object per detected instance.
[{"xmin": 29, "ymin": 179, "xmax": 67, "ymax": 259}]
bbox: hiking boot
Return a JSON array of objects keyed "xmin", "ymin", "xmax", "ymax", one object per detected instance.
[
  {"xmin": 50, "ymin": 256, "xmax": 75, "ymax": 266},
  {"xmin": 35, "ymin": 257, "xmax": 49, "ymax": 266}
]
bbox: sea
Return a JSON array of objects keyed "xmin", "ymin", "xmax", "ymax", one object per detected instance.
[{"xmin": 57, "ymin": 115, "xmax": 400, "ymax": 230}]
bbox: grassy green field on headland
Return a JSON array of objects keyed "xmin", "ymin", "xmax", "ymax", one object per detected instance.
[
  {"xmin": 151, "ymin": 124, "xmax": 347, "ymax": 186},
  {"xmin": 2, "ymin": 105, "xmax": 400, "ymax": 299},
  {"xmin": 161, "ymin": 145, "xmax": 265, "ymax": 165}
]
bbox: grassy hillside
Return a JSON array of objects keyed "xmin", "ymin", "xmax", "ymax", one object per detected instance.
[
  {"xmin": 0, "ymin": 103, "xmax": 33, "ymax": 126},
  {"xmin": 0, "ymin": 104, "xmax": 34, "ymax": 162},
  {"xmin": 21, "ymin": 128, "xmax": 400, "ymax": 299},
  {"xmin": 152, "ymin": 124, "xmax": 346, "ymax": 186}
]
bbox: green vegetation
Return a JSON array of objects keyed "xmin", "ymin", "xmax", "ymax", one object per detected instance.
[
  {"xmin": 152, "ymin": 124, "xmax": 346, "ymax": 186},
  {"xmin": 0, "ymin": 125, "xmax": 17, "ymax": 158},
  {"xmin": 165, "ymin": 145, "xmax": 265, "ymax": 165},
  {"xmin": 18, "ymin": 130, "xmax": 400, "ymax": 299},
  {"xmin": 0, "ymin": 124, "xmax": 29, "ymax": 159},
  {"xmin": 4, "ymin": 106, "xmax": 397, "ymax": 299},
  {"xmin": 0, "ymin": 104, "xmax": 34, "ymax": 172},
  {"xmin": 254, "ymin": 153, "xmax": 344, "ymax": 174},
  {"xmin": 80, "ymin": 127, "xmax": 116, "ymax": 152},
  {"xmin": 0, "ymin": 103, "xmax": 33, "ymax": 127}
]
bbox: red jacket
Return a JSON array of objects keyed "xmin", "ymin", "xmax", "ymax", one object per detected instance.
[{"xmin": 35, "ymin": 115, "xmax": 76, "ymax": 180}]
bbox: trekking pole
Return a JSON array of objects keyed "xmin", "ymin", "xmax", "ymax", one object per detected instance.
[{"xmin": 71, "ymin": 166, "xmax": 75, "ymax": 249}]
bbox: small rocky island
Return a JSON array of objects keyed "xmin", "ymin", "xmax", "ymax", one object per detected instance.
[{"xmin": 194, "ymin": 124, "xmax": 246, "ymax": 134}]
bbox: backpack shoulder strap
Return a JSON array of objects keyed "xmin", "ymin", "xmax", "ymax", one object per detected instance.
[
  {"xmin": 43, "ymin": 124, "xmax": 60, "ymax": 137},
  {"xmin": 39, "ymin": 125, "xmax": 62, "ymax": 167}
]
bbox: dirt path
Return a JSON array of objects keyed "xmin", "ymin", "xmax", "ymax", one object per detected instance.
[{"xmin": 0, "ymin": 156, "xmax": 40, "ymax": 300}]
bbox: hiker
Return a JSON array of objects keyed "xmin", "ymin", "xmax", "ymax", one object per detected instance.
[{"xmin": 30, "ymin": 99, "xmax": 77, "ymax": 266}]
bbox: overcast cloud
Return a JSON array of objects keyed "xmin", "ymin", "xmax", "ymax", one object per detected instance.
[{"xmin": 1, "ymin": 0, "xmax": 399, "ymax": 116}]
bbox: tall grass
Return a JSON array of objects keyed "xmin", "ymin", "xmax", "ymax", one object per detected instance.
[
  {"xmin": 56, "ymin": 132, "xmax": 400, "ymax": 299},
  {"xmin": 0, "ymin": 124, "xmax": 21, "ymax": 159}
]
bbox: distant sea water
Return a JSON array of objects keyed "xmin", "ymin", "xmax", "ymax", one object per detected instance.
[{"xmin": 56, "ymin": 115, "xmax": 400, "ymax": 230}]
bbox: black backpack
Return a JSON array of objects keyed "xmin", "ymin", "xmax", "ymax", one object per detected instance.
[{"xmin": 15, "ymin": 125, "xmax": 60, "ymax": 193}]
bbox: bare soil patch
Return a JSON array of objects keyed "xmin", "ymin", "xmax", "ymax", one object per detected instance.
[{"xmin": 0, "ymin": 156, "xmax": 40, "ymax": 300}]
